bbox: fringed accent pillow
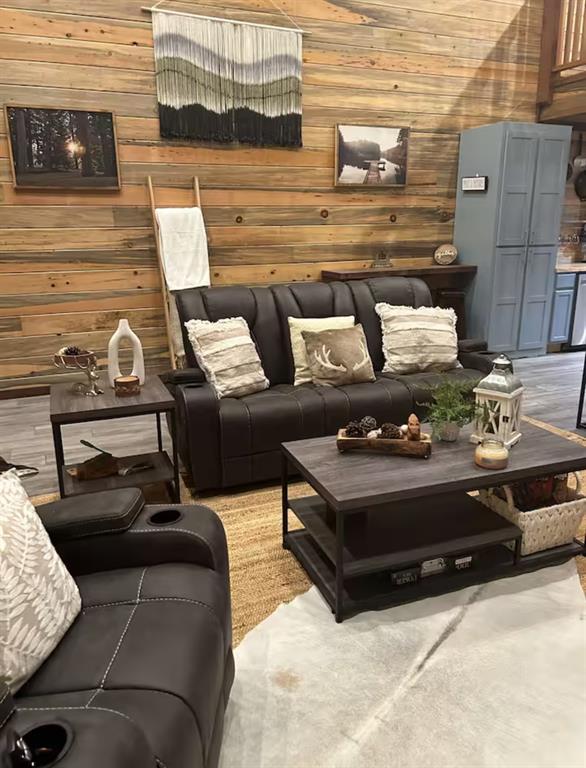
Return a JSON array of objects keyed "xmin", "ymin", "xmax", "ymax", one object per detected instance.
[
  {"xmin": 302, "ymin": 325, "xmax": 375, "ymax": 387},
  {"xmin": 375, "ymin": 303, "xmax": 460, "ymax": 374},
  {"xmin": 0, "ymin": 470, "xmax": 81, "ymax": 692},
  {"xmin": 288, "ymin": 316, "xmax": 355, "ymax": 385},
  {"xmin": 185, "ymin": 317, "xmax": 269, "ymax": 398}
]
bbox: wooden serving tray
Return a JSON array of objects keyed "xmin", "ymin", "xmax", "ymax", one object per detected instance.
[{"xmin": 336, "ymin": 429, "xmax": 432, "ymax": 459}]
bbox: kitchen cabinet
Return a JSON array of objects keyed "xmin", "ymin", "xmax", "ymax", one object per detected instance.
[
  {"xmin": 550, "ymin": 273, "xmax": 576, "ymax": 344},
  {"xmin": 454, "ymin": 121, "xmax": 571, "ymax": 356}
]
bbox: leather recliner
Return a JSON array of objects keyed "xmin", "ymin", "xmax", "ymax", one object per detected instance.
[
  {"xmin": 0, "ymin": 488, "xmax": 234, "ymax": 768},
  {"xmin": 168, "ymin": 276, "xmax": 493, "ymax": 491}
]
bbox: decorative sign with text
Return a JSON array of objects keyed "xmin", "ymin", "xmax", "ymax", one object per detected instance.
[{"xmin": 461, "ymin": 175, "xmax": 489, "ymax": 192}]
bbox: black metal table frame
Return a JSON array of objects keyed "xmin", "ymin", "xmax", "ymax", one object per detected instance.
[
  {"xmin": 576, "ymin": 351, "xmax": 586, "ymax": 429},
  {"xmin": 281, "ymin": 452, "xmax": 547, "ymax": 624},
  {"xmin": 52, "ymin": 408, "xmax": 180, "ymax": 503}
]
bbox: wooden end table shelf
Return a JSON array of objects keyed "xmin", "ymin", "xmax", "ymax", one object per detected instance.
[
  {"xmin": 282, "ymin": 422, "xmax": 586, "ymax": 622},
  {"xmin": 50, "ymin": 376, "xmax": 180, "ymax": 502}
]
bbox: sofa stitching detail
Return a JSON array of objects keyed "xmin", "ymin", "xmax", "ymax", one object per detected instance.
[
  {"xmin": 0, "ymin": 691, "xmax": 13, "ymax": 729},
  {"xmin": 375, "ymin": 376, "xmax": 395, "ymax": 409},
  {"xmin": 407, "ymin": 278, "xmax": 415, "ymax": 307},
  {"xmin": 239, "ymin": 396, "xmax": 253, "ymax": 465},
  {"xmin": 63, "ymin": 525, "xmax": 221, "ymax": 570},
  {"xmin": 283, "ymin": 387, "xmax": 305, "ymax": 435},
  {"xmin": 18, "ymin": 705, "xmax": 183, "ymax": 767},
  {"xmin": 83, "ymin": 597, "xmax": 219, "ymax": 619},
  {"xmin": 18, "ymin": 704, "xmax": 135, "ymax": 725},
  {"xmin": 86, "ymin": 567, "xmax": 147, "ymax": 707},
  {"xmin": 68, "ymin": 526, "xmax": 220, "ymax": 570}
]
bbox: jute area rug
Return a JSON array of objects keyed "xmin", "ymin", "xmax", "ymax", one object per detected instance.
[{"xmin": 33, "ymin": 415, "xmax": 586, "ymax": 647}]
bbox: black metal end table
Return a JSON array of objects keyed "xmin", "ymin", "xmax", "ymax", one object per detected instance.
[{"xmin": 50, "ymin": 375, "xmax": 180, "ymax": 502}]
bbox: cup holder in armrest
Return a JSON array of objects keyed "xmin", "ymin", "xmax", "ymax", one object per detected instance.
[
  {"xmin": 148, "ymin": 508, "xmax": 183, "ymax": 526},
  {"xmin": 22, "ymin": 722, "xmax": 73, "ymax": 766}
]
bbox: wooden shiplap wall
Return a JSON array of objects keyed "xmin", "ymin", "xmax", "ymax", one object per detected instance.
[{"xmin": 0, "ymin": 0, "xmax": 543, "ymax": 382}]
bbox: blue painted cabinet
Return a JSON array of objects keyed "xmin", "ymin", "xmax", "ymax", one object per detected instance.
[
  {"xmin": 549, "ymin": 273, "xmax": 576, "ymax": 343},
  {"xmin": 489, "ymin": 248, "xmax": 525, "ymax": 351},
  {"xmin": 518, "ymin": 247, "xmax": 556, "ymax": 350},
  {"xmin": 496, "ymin": 133, "xmax": 537, "ymax": 247},
  {"xmin": 454, "ymin": 121, "xmax": 571, "ymax": 356}
]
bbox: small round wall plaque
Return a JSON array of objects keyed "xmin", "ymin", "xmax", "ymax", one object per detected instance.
[{"xmin": 433, "ymin": 243, "xmax": 458, "ymax": 265}]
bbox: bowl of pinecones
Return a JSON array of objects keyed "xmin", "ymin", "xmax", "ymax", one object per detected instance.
[{"xmin": 337, "ymin": 414, "xmax": 431, "ymax": 458}]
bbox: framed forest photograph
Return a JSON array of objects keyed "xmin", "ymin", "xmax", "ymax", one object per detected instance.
[
  {"xmin": 5, "ymin": 106, "xmax": 120, "ymax": 190},
  {"xmin": 335, "ymin": 124, "xmax": 409, "ymax": 187}
]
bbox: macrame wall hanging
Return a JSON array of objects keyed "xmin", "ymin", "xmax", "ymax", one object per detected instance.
[{"xmin": 151, "ymin": 9, "xmax": 303, "ymax": 148}]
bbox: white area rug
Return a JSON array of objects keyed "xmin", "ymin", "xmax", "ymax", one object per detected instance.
[{"xmin": 220, "ymin": 562, "xmax": 586, "ymax": 768}]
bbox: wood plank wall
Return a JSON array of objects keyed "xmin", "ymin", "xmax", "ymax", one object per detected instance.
[{"xmin": 0, "ymin": 0, "xmax": 545, "ymax": 382}]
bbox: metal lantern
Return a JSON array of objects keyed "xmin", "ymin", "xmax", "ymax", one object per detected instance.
[{"xmin": 471, "ymin": 355, "xmax": 523, "ymax": 448}]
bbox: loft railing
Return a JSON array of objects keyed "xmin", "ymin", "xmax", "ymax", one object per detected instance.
[
  {"xmin": 557, "ymin": 0, "xmax": 586, "ymax": 70},
  {"xmin": 538, "ymin": 0, "xmax": 586, "ymax": 105}
]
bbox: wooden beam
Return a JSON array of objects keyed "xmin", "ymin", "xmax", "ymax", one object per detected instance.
[{"xmin": 537, "ymin": 0, "xmax": 562, "ymax": 105}]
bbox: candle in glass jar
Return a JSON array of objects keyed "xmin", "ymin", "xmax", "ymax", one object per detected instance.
[{"xmin": 474, "ymin": 438, "xmax": 509, "ymax": 470}]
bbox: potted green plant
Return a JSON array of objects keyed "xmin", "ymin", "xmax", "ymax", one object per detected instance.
[{"xmin": 424, "ymin": 378, "xmax": 479, "ymax": 442}]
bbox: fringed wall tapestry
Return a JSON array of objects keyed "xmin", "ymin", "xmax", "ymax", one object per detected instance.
[{"xmin": 152, "ymin": 10, "xmax": 302, "ymax": 148}]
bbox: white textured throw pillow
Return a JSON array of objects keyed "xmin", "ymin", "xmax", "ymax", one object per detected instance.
[
  {"xmin": 0, "ymin": 470, "xmax": 81, "ymax": 692},
  {"xmin": 375, "ymin": 303, "xmax": 459, "ymax": 374},
  {"xmin": 185, "ymin": 316, "xmax": 269, "ymax": 398},
  {"xmin": 288, "ymin": 316, "xmax": 355, "ymax": 385}
]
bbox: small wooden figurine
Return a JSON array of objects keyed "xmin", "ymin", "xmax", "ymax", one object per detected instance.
[{"xmin": 406, "ymin": 413, "xmax": 421, "ymax": 441}]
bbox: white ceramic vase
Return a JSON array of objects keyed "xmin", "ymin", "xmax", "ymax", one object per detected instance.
[{"xmin": 107, "ymin": 319, "xmax": 145, "ymax": 388}]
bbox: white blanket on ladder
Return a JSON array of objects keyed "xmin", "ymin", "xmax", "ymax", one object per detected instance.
[{"xmin": 155, "ymin": 206, "xmax": 210, "ymax": 362}]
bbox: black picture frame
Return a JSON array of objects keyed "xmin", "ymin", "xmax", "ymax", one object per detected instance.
[{"xmin": 5, "ymin": 105, "xmax": 120, "ymax": 190}]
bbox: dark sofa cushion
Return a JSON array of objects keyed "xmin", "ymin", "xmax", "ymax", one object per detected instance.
[{"xmin": 217, "ymin": 377, "xmax": 413, "ymax": 459}]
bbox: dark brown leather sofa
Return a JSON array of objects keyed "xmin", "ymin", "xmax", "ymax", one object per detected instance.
[
  {"xmin": 1, "ymin": 488, "xmax": 233, "ymax": 768},
  {"xmin": 169, "ymin": 276, "xmax": 492, "ymax": 491}
]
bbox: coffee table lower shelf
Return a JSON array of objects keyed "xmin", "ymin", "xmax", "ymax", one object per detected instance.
[{"xmin": 284, "ymin": 513, "xmax": 583, "ymax": 623}]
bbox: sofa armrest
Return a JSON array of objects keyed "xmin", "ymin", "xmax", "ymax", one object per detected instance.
[
  {"xmin": 458, "ymin": 349, "xmax": 495, "ymax": 374},
  {"xmin": 38, "ymin": 496, "xmax": 229, "ymax": 580},
  {"xmin": 160, "ymin": 367, "xmax": 206, "ymax": 387},
  {"xmin": 173, "ymin": 382, "xmax": 222, "ymax": 490},
  {"xmin": 3, "ymin": 706, "xmax": 157, "ymax": 767},
  {"xmin": 458, "ymin": 338, "xmax": 488, "ymax": 353},
  {"xmin": 37, "ymin": 488, "xmax": 144, "ymax": 541}
]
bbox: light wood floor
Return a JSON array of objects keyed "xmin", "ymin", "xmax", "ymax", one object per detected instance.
[{"xmin": 1, "ymin": 351, "xmax": 584, "ymax": 497}]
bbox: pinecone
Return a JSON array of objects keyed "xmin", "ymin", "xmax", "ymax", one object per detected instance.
[
  {"xmin": 359, "ymin": 416, "xmax": 377, "ymax": 433},
  {"xmin": 62, "ymin": 345, "xmax": 83, "ymax": 356},
  {"xmin": 345, "ymin": 420, "xmax": 365, "ymax": 438},
  {"xmin": 380, "ymin": 422, "xmax": 402, "ymax": 440}
]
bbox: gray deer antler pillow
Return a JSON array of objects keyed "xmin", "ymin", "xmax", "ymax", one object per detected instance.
[{"xmin": 301, "ymin": 324, "xmax": 375, "ymax": 387}]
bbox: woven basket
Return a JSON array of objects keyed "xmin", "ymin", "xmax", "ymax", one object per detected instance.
[{"xmin": 478, "ymin": 473, "xmax": 586, "ymax": 556}]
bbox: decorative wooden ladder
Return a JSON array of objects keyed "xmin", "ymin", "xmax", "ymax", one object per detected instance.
[{"xmin": 147, "ymin": 175, "xmax": 202, "ymax": 370}]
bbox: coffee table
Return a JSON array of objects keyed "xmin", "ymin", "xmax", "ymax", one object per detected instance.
[{"xmin": 281, "ymin": 423, "xmax": 586, "ymax": 622}]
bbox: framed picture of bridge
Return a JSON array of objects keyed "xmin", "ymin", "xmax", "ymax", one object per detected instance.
[
  {"xmin": 335, "ymin": 124, "xmax": 409, "ymax": 187},
  {"xmin": 5, "ymin": 105, "xmax": 120, "ymax": 189}
]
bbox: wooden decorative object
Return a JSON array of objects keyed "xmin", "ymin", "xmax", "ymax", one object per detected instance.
[
  {"xmin": 114, "ymin": 375, "xmax": 141, "ymax": 397},
  {"xmin": 68, "ymin": 452, "xmax": 119, "ymax": 481},
  {"xmin": 147, "ymin": 175, "xmax": 202, "ymax": 371},
  {"xmin": 336, "ymin": 429, "xmax": 431, "ymax": 458},
  {"xmin": 406, "ymin": 413, "xmax": 421, "ymax": 441},
  {"xmin": 433, "ymin": 243, "xmax": 458, "ymax": 265}
]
